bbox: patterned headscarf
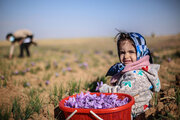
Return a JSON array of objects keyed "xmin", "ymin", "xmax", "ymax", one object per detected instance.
[{"xmin": 106, "ymin": 32, "xmax": 152, "ymax": 76}]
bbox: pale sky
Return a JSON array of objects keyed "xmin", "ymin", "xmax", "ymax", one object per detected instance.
[{"xmin": 0, "ymin": 0, "xmax": 180, "ymax": 40}]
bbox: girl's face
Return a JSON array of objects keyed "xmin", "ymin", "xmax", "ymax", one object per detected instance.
[{"xmin": 119, "ymin": 40, "xmax": 137, "ymax": 65}]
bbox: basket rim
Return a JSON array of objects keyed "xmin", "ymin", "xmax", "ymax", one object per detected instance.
[{"xmin": 59, "ymin": 92, "xmax": 135, "ymax": 114}]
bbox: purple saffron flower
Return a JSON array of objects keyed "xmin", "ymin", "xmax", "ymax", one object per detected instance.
[
  {"xmin": 26, "ymin": 68, "xmax": 30, "ymax": 72},
  {"xmin": 83, "ymin": 62, "xmax": 88, "ymax": 68},
  {"xmin": 1, "ymin": 75, "xmax": 5, "ymax": 80},
  {"xmin": 94, "ymin": 50, "xmax": 101, "ymax": 54},
  {"xmin": 27, "ymin": 82, "xmax": 30, "ymax": 86},
  {"xmin": 31, "ymin": 62, "xmax": 35, "ymax": 66},
  {"xmin": 45, "ymin": 80, "xmax": 50, "ymax": 85},
  {"xmin": 78, "ymin": 63, "xmax": 83, "ymax": 67},
  {"xmin": 14, "ymin": 70, "xmax": 19, "ymax": 75},
  {"xmin": 55, "ymin": 72, "xmax": 59, "ymax": 77},
  {"xmin": 167, "ymin": 57, "xmax": 172, "ymax": 62},
  {"xmin": 66, "ymin": 67, "xmax": 72, "ymax": 71},
  {"xmin": 79, "ymin": 62, "xmax": 88, "ymax": 69},
  {"xmin": 25, "ymin": 82, "xmax": 30, "ymax": 87},
  {"xmin": 95, "ymin": 81, "xmax": 103, "ymax": 91}
]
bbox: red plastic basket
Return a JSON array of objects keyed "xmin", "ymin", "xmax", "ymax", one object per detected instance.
[{"xmin": 59, "ymin": 92, "xmax": 135, "ymax": 120}]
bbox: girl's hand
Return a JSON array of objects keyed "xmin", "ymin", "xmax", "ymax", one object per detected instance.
[
  {"xmin": 95, "ymin": 81, "xmax": 103, "ymax": 91},
  {"xmin": 110, "ymin": 73, "xmax": 121, "ymax": 85}
]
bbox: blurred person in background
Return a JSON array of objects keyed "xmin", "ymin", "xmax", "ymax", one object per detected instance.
[{"xmin": 6, "ymin": 29, "xmax": 37, "ymax": 59}]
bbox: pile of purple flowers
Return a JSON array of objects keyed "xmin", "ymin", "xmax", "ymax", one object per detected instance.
[{"xmin": 64, "ymin": 92, "xmax": 129, "ymax": 109}]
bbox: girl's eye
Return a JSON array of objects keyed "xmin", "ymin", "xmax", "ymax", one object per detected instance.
[
  {"xmin": 120, "ymin": 51, "xmax": 125, "ymax": 54},
  {"xmin": 129, "ymin": 50, "xmax": 136, "ymax": 54}
]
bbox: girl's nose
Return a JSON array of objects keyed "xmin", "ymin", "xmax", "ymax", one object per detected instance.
[{"xmin": 124, "ymin": 53, "xmax": 129, "ymax": 58}]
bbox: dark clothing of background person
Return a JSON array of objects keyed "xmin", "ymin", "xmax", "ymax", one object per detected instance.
[{"xmin": 19, "ymin": 37, "xmax": 32, "ymax": 57}]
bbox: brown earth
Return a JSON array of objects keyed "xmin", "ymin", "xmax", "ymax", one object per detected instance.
[{"xmin": 0, "ymin": 34, "xmax": 180, "ymax": 120}]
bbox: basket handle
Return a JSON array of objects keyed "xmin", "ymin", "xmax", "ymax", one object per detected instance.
[
  {"xmin": 90, "ymin": 110, "xmax": 103, "ymax": 120},
  {"xmin": 65, "ymin": 110, "xmax": 77, "ymax": 120},
  {"xmin": 65, "ymin": 110, "xmax": 103, "ymax": 120}
]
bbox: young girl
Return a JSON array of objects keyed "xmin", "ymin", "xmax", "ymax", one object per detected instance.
[{"xmin": 99, "ymin": 32, "xmax": 161, "ymax": 119}]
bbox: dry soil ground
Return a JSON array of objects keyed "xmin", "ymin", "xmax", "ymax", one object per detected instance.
[{"xmin": 0, "ymin": 34, "xmax": 179, "ymax": 120}]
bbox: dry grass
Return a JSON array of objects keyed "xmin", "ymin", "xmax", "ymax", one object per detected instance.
[{"xmin": 0, "ymin": 34, "xmax": 180, "ymax": 119}]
